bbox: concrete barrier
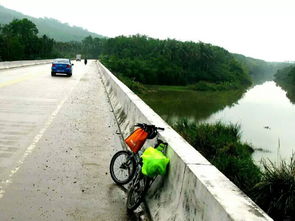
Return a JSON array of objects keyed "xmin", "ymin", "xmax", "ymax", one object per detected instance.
[
  {"xmin": 0, "ymin": 60, "xmax": 53, "ymax": 70},
  {"xmin": 97, "ymin": 60, "xmax": 273, "ymax": 221}
]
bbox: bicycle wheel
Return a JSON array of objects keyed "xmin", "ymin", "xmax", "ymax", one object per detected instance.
[
  {"xmin": 126, "ymin": 173, "xmax": 149, "ymax": 211},
  {"xmin": 110, "ymin": 150, "xmax": 136, "ymax": 185}
]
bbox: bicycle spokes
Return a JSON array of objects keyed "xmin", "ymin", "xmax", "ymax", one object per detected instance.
[{"xmin": 110, "ymin": 151, "xmax": 136, "ymax": 185}]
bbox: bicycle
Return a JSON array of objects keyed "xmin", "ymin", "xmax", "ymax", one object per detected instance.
[
  {"xmin": 109, "ymin": 123, "xmax": 164, "ymax": 185},
  {"xmin": 126, "ymin": 139, "xmax": 168, "ymax": 211}
]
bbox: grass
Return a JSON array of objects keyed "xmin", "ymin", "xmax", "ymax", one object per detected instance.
[
  {"xmin": 188, "ymin": 81, "xmax": 248, "ymax": 91},
  {"xmin": 172, "ymin": 119, "xmax": 294, "ymax": 220},
  {"xmin": 115, "ymin": 75, "xmax": 248, "ymax": 94},
  {"xmin": 173, "ymin": 119, "xmax": 260, "ymax": 195},
  {"xmin": 252, "ymin": 156, "xmax": 295, "ymax": 220},
  {"xmin": 116, "ymin": 74, "xmax": 147, "ymax": 94},
  {"xmin": 149, "ymin": 85, "xmax": 191, "ymax": 92}
]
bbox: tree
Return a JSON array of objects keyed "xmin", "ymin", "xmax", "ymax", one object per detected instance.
[
  {"xmin": 0, "ymin": 19, "xmax": 55, "ymax": 60},
  {"xmin": 99, "ymin": 35, "xmax": 250, "ymax": 88},
  {"xmin": 2, "ymin": 18, "xmax": 38, "ymax": 38},
  {"xmin": 1, "ymin": 19, "xmax": 39, "ymax": 59}
]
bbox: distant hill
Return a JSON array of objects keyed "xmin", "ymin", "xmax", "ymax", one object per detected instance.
[
  {"xmin": 0, "ymin": 5, "xmax": 105, "ymax": 42},
  {"xmin": 233, "ymin": 53, "xmax": 289, "ymax": 84}
]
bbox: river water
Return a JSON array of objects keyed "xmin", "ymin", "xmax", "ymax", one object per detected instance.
[{"xmin": 142, "ymin": 81, "xmax": 295, "ymax": 163}]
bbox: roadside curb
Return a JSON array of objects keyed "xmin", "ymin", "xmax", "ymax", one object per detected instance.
[{"xmin": 0, "ymin": 60, "xmax": 53, "ymax": 70}]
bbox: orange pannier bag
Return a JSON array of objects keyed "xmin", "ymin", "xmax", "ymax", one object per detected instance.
[{"xmin": 125, "ymin": 128, "xmax": 148, "ymax": 153}]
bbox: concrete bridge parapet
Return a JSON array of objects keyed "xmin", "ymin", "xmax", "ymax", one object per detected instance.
[{"xmin": 97, "ymin": 60, "xmax": 273, "ymax": 221}]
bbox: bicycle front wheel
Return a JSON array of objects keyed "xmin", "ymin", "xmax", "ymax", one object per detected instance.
[
  {"xmin": 126, "ymin": 174, "xmax": 149, "ymax": 211},
  {"xmin": 110, "ymin": 150, "xmax": 136, "ymax": 185}
]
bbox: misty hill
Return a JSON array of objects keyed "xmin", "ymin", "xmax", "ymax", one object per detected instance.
[
  {"xmin": 0, "ymin": 5, "xmax": 104, "ymax": 42},
  {"xmin": 233, "ymin": 53, "xmax": 289, "ymax": 84}
]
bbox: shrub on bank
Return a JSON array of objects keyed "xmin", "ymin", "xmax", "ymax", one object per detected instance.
[
  {"xmin": 173, "ymin": 120, "xmax": 260, "ymax": 195},
  {"xmin": 252, "ymin": 156, "xmax": 295, "ymax": 220},
  {"xmin": 116, "ymin": 74, "xmax": 147, "ymax": 94},
  {"xmin": 173, "ymin": 119, "xmax": 294, "ymax": 220},
  {"xmin": 188, "ymin": 81, "xmax": 244, "ymax": 91}
]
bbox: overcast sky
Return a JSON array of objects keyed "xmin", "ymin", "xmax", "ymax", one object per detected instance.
[{"xmin": 0, "ymin": 0, "xmax": 294, "ymax": 62}]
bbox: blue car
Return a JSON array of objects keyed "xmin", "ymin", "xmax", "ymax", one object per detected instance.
[{"xmin": 51, "ymin": 58, "xmax": 73, "ymax": 77}]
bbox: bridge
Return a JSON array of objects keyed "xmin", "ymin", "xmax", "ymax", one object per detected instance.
[{"xmin": 0, "ymin": 60, "xmax": 272, "ymax": 220}]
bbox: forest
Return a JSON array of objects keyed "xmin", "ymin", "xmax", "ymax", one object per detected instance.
[
  {"xmin": 0, "ymin": 18, "xmax": 287, "ymax": 91},
  {"xmin": 0, "ymin": 19, "xmax": 103, "ymax": 61},
  {"xmin": 100, "ymin": 35, "xmax": 252, "ymax": 89},
  {"xmin": 0, "ymin": 19, "xmax": 55, "ymax": 60},
  {"xmin": 274, "ymin": 64, "xmax": 295, "ymax": 103}
]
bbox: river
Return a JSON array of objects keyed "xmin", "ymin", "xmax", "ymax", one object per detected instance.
[{"xmin": 142, "ymin": 81, "xmax": 295, "ymax": 163}]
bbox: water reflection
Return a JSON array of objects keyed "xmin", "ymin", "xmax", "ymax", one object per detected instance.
[
  {"xmin": 141, "ymin": 88, "xmax": 245, "ymax": 122},
  {"xmin": 142, "ymin": 81, "xmax": 295, "ymax": 163},
  {"xmin": 275, "ymin": 80, "xmax": 295, "ymax": 105},
  {"xmin": 207, "ymin": 81, "xmax": 295, "ymax": 163}
]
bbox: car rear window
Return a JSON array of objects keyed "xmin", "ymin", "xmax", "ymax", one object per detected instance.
[{"xmin": 54, "ymin": 59, "xmax": 70, "ymax": 64}]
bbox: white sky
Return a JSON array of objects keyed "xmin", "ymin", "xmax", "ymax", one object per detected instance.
[{"xmin": 0, "ymin": 0, "xmax": 294, "ymax": 62}]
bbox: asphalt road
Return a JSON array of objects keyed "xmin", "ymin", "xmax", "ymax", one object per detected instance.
[{"xmin": 0, "ymin": 61, "xmax": 134, "ymax": 220}]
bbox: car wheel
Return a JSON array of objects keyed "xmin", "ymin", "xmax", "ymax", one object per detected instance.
[
  {"xmin": 51, "ymin": 72, "xmax": 56, "ymax": 76},
  {"xmin": 67, "ymin": 73, "xmax": 72, "ymax": 77}
]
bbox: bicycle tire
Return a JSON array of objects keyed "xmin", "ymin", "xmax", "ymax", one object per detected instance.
[
  {"xmin": 110, "ymin": 150, "xmax": 136, "ymax": 185},
  {"xmin": 126, "ymin": 173, "xmax": 149, "ymax": 211}
]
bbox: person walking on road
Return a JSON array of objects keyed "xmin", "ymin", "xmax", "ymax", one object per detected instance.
[{"xmin": 84, "ymin": 58, "xmax": 88, "ymax": 65}]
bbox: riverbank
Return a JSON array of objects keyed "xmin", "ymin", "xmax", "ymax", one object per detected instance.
[
  {"xmin": 274, "ymin": 65, "xmax": 295, "ymax": 104},
  {"xmin": 275, "ymin": 79, "xmax": 295, "ymax": 104},
  {"xmin": 118, "ymin": 75, "xmax": 249, "ymax": 93},
  {"xmin": 172, "ymin": 120, "xmax": 294, "ymax": 221}
]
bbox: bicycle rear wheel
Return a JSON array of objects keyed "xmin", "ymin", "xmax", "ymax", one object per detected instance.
[
  {"xmin": 110, "ymin": 150, "xmax": 136, "ymax": 185},
  {"xmin": 126, "ymin": 173, "xmax": 149, "ymax": 211}
]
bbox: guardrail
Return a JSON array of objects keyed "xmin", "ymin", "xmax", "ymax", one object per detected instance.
[
  {"xmin": 0, "ymin": 60, "xmax": 53, "ymax": 70},
  {"xmin": 96, "ymin": 60, "xmax": 273, "ymax": 221}
]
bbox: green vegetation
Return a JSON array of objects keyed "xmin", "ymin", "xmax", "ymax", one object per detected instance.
[
  {"xmin": 252, "ymin": 157, "xmax": 295, "ymax": 220},
  {"xmin": 100, "ymin": 35, "xmax": 251, "ymax": 89},
  {"xmin": 0, "ymin": 16, "xmax": 256, "ymax": 92},
  {"xmin": 274, "ymin": 65, "xmax": 295, "ymax": 103},
  {"xmin": 1, "ymin": 7, "xmax": 287, "ymax": 93},
  {"xmin": 0, "ymin": 18, "xmax": 55, "ymax": 60},
  {"xmin": 0, "ymin": 5, "xmax": 103, "ymax": 42},
  {"xmin": 100, "ymin": 37, "xmax": 288, "ymax": 91},
  {"xmin": 1, "ymin": 5, "xmax": 288, "ymax": 92},
  {"xmin": 173, "ymin": 120, "xmax": 261, "ymax": 195},
  {"xmin": 0, "ymin": 18, "xmax": 105, "ymax": 61},
  {"xmin": 52, "ymin": 36, "xmax": 106, "ymax": 59},
  {"xmin": 117, "ymin": 74, "xmax": 147, "ymax": 94},
  {"xmin": 233, "ymin": 54, "xmax": 289, "ymax": 84},
  {"xmin": 188, "ymin": 81, "xmax": 243, "ymax": 91},
  {"xmin": 275, "ymin": 65, "xmax": 295, "ymax": 83},
  {"xmin": 172, "ymin": 119, "xmax": 294, "ymax": 220}
]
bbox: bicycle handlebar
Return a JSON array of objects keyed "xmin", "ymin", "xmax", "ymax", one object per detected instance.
[{"xmin": 134, "ymin": 123, "xmax": 164, "ymax": 131}]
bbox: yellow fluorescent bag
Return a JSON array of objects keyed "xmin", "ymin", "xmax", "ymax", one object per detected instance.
[{"xmin": 141, "ymin": 147, "xmax": 170, "ymax": 177}]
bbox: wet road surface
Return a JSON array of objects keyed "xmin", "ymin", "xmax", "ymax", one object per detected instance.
[{"xmin": 0, "ymin": 61, "xmax": 136, "ymax": 220}]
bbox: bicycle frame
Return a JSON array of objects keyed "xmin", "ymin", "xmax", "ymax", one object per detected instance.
[
  {"xmin": 110, "ymin": 123, "xmax": 165, "ymax": 186},
  {"xmin": 126, "ymin": 139, "xmax": 168, "ymax": 211}
]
